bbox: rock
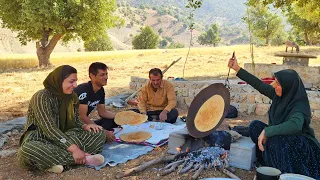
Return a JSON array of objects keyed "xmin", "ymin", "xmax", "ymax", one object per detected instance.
[
  {"xmin": 255, "ymin": 104, "xmax": 270, "ymax": 116},
  {"xmin": 184, "ymin": 97, "xmax": 194, "ymax": 108},
  {"xmin": 0, "ymin": 149, "xmax": 17, "ymax": 158},
  {"xmin": 0, "ymin": 134, "xmax": 9, "ymax": 149},
  {"xmin": 247, "ymin": 104, "xmax": 257, "ymax": 115},
  {"xmin": 247, "ymin": 94, "xmax": 256, "ymax": 104},
  {"xmin": 313, "ymin": 110, "xmax": 320, "ymax": 119},
  {"xmin": 255, "ymin": 94, "xmax": 263, "ymax": 103}
]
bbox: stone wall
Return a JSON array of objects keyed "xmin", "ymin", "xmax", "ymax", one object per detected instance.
[
  {"xmin": 130, "ymin": 76, "xmax": 320, "ymax": 119},
  {"xmin": 244, "ymin": 63, "xmax": 320, "ymax": 88}
]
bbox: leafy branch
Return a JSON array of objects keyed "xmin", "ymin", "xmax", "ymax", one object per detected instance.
[{"xmin": 183, "ymin": 0, "xmax": 203, "ymax": 78}]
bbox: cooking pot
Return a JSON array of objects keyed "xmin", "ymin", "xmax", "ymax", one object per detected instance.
[{"xmin": 256, "ymin": 167, "xmax": 281, "ymax": 180}]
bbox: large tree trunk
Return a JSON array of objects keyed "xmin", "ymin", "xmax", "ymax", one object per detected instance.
[
  {"xmin": 304, "ymin": 32, "xmax": 310, "ymax": 45},
  {"xmin": 266, "ymin": 36, "xmax": 270, "ymax": 46},
  {"xmin": 36, "ymin": 30, "xmax": 62, "ymax": 67}
]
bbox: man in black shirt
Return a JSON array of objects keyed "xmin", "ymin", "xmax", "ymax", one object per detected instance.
[{"xmin": 74, "ymin": 62, "xmax": 117, "ymax": 142}]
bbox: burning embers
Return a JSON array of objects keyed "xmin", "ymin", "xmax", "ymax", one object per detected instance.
[
  {"xmin": 158, "ymin": 147, "xmax": 229, "ymax": 179},
  {"xmin": 116, "ymin": 147, "xmax": 239, "ymax": 180}
]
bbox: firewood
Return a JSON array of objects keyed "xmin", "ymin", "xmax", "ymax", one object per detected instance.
[
  {"xmin": 162, "ymin": 159, "xmax": 185, "ymax": 170},
  {"xmin": 115, "ymin": 154, "xmax": 177, "ymax": 179},
  {"xmin": 179, "ymin": 161, "xmax": 194, "ymax": 174},
  {"xmin": 192, "ymin": 163, "xmax": 205, "ymax": 179},
  {"xmin": 222, "ymin": 168, "xmax": 241, "ymax": 180},
  {"xmin": 160, "ymin": 159, "xmax": 185, "ymax": 176}
]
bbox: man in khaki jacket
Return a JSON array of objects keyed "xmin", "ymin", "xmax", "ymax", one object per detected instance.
[{"xmin": 133, "ymin": 68, "xmax": 178, "ymax": 124}]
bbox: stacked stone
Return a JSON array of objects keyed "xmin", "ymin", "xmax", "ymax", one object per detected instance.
[{"xmin": 129, "ymin": 77, "xmax": 320, "ymax": 119}]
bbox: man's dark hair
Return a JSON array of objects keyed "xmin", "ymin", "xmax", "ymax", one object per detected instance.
[
  {"xmin": 149, "ymin": 68, "xmax": 163, "ymax": 78},
  {"xmin": 61, "ymin": 65, "xmax": 77, "ymax": 81},
  {"xmin": 89, "ymin": 62, "xmax": 108, "ymax": 77}
]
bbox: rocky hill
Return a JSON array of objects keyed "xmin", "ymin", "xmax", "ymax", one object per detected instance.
[{"xmin": 0, "ymin": 0, "xmax": 249, "ymax": 53}]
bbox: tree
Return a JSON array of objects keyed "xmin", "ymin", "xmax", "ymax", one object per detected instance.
[
  {"xmin": 197, "ymin": 24, "xmax": 221, "ymax": 47},
  {"xmin": 159, "ymin": 39, "xmax": 168, "ymax": 48},
  {"xmin": 168, "ymin": 42, "xmax": 184, "ymax": 49},
  {"xmin": 0, "ymin": 0, "xmax": 122, "ymax": 66},
  {"xmin": 132, "ymin": 26, "xmax": 159, "ymax": 49},
  {"xmin": 245, "ymin": 4, "xmax": 283, "ymax": 45},
  {"xmin": 286, "ymin": 6, "xmax": 319, "ymax": 45},
  {"xmin": 247, "ymin": 0, "xmax": 320, "ymax": 24},
  {"xmin": 84, "ymin": 34, "xmax": 114, "ymax": 51},
  {"xmin": 158, "ymin": 28, "xmax": 164, "ymax": 34}
]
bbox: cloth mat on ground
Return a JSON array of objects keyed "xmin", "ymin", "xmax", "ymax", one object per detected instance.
[
  {"xmin": 92, "ymin": 142, "xmax": 154, "ymax": 170},
  {"xmin": 91, "ymin": 118, "xmax": 186, "ymax": 170}
]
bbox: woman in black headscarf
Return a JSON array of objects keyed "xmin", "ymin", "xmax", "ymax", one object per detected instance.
[
  {"xmin": 228, "ymin": 56, "xmax": 320, "ymax": 179},
  {"xmin": 18, "ymin": 65, "xmax": 106, "ymax": 173}
]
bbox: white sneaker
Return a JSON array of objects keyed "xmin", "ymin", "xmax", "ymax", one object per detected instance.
[
  {"xmin": 85, "ymin": 154, "xmax": 104, "ymax": 166},
  {"xmin": 47, "ymin": 165, "xmax": 63, "ymax": 173}
]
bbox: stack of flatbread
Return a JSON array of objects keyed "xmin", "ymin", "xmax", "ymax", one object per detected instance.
[{"xmin": 115, "ymin": 111, "xmax": 151, "ymax": 142}]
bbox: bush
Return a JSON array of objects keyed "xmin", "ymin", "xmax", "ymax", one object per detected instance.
[
  {"xmin": 168, "ymin": 42, "xmax": 184, "ymax": 49},
  {"xmin": 84, "ymin": 34, "xmax": 114, "ymax": 51},
  {"xmin": 132, "ymin": 26, "xmax": 159, "ymax": 49}
]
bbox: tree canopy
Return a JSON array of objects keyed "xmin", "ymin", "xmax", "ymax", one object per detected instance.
[
  {"xmin": 0, "ymin": 0, "xmax": 122, "ymax": 66},
  {"xmin": 84, "ymin": 34, "xmax": 114, "ymax": 52},
  {"xmin": 132, "ymin": 26, "xmax": 159, "ymax": 49},
  {"xmin": 198, "ymin": 24, "xmax": 221, "ymax": 47},
  {"xmin": 244, "ymin": 4, "xmax": 283, "ymax": 45}
]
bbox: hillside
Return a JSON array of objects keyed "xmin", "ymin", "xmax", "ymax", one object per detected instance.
[{"xmin": 0, "ymin": 1, "xmax": 249, "ymax": 53}]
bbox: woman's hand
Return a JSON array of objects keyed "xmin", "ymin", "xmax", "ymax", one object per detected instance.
[
  {"xmin": 67, "ymin": 144, "xmax": 86, "ymax": 164},
  {"xmin": 228, "ymin": 55, "xmax": 241, "ymax": 72},
  {"xmin": 83, "ymin": 124, "xmax": 103, "ymax": 133},
  {"xmin": 258, "ymin": 129, "xmax": 267, "ymax": 151}
]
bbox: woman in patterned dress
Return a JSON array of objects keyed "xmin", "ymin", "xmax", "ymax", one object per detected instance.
[{"xmin": 18, "ymin": 65, "xmax": 106, "ymax": 173}]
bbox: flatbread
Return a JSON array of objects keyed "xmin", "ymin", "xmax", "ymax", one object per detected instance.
[
  {"xmin": 119, "ymin": 131, "xmax": 152, "ymax": 142},
  {"xmin": 194, "ymin": 94, "xmax": 225, "ymax": 132},
  {"xmin": 115, "ymin": 111, "xmax": 148, "ymax": 125}
]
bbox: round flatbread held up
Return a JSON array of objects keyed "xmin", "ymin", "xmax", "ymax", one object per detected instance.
[{"xmin": 115, "ymin": 111, "xmax": 148, "ymax": 125}]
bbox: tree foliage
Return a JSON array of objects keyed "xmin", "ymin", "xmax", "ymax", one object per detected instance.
[
  {"xmin": 198, "ymin": 24, "xmax": 221, "ymax": 46},
  {"xmin": 286, "ymin": 5, "xmax": 320, "ymax": 45},
  {"xmin": 0, "ymin": 0, "xmax": 122, "ymax": 66},
  {"xmin": 243, "ymin": 4, "xmax": 283, "ymax": 45},
  {"xmin": 159, "ymin": 39, "xmax": 168, "ymax": 49},
  {"xmin": 247, "ymin": 0, "xmax": 320, "ymax": 25},
  {"xmin": 84, "ymin": 34, "xmax": 114, "ymax": 51},
  {"xmin": 132, "ymin": 26, "xmax": 159, "ymax": 49}
]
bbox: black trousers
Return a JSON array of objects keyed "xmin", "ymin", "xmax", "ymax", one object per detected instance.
[
  {"xmin": 94, "ymin": 118, "xmax": 119, "ymax": 131},
  {"xmin": 131, "ymin": 108, "xmax": 179, "ymax": 124}
]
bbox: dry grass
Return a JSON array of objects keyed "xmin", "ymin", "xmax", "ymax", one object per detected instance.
[{"xmin": 0, "ymin": 45, "xmax": 320, "ymax": 122}]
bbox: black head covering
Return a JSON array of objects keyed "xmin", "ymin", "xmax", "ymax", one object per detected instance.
[
  {"xmin": 269, "ymin": 69, "xmax": 313, "ymax": 136},
  {"xmin": 43, "ymin": 65, "xmax": 78, "ymax": 132}
]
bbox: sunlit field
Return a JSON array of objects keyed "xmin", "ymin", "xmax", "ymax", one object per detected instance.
[{"xmin": 0, "ymin": 45, "xmax": 319, "ymax": 122}]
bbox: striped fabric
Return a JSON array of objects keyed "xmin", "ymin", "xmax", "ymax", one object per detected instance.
[{"xmin": 18, "ymin": 89, "xmax": 106, "ymax": 171}]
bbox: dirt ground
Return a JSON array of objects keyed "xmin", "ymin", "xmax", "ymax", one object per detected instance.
[{"xmin": 0, "ymin": 113, "xmax": 319, "ymax": 180}]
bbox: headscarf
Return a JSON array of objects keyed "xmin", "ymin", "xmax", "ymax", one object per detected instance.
[
  {"xmin": 43, "ymin": 65, "xmax": 78, "ymax": 132},
  {"xmin": 268, "ymin": 69, "xmax": 314, "ymax": 136}
]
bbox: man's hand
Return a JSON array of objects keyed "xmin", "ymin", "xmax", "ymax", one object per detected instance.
[
  {"xmin": 83, "ymin": 124, "xmax": 103, "ymax": 133},
  {"xmin": 106, "ymin": 130, "xmax": 116, "ymax": 143},
  {"xmin": 258, "ymin": 129, "xmax": 267, "ymax": 151},
  {"xmin": 159, "ymin": 110, "xmax": 168, "ymax": 122}
]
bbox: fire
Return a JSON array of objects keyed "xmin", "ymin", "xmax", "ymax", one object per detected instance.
[{"xmin": 176, "ymin": 147, "xmax": 181, "ymax": 153}]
